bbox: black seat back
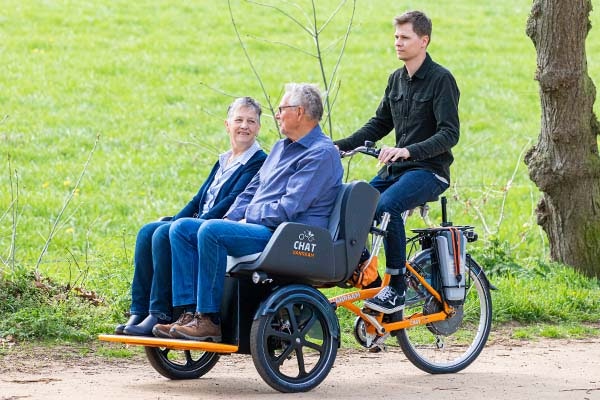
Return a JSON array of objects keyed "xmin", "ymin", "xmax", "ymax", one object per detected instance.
[
  {"xmin": 332, "ymin": 181, "xmax": 379, "ymax": 282},
  {"xmin": 229, "ymin": 181, "xmax": 379, "ymax": 285}
]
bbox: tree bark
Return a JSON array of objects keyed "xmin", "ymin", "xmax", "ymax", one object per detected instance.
[{"xmin": 525, "ymin": 0, "xmax": 600, "ymax": 278}]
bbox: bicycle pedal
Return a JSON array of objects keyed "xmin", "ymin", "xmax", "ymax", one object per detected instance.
[
  {"xmin": 382, "ymin": 311, "xmax": 403, "ymax": 323},
  {"xmin": 370, "ymin": 334, "xmax": 389, "ymax": 352},
  {"xmin": 361, "ymin": 307, "xmax": 381, "ymax": 316},
  {"xmin": 369, "ymin": 343, "xmax": 387, "ymax": 353}
]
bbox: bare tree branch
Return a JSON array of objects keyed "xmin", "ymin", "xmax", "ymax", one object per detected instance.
[
  {"xmin": 228, "ymin": 0, "xmax": 281, "ymax": 136},
  {"xmin": 322, "ymin": 79, "xmax": 341, "ymax": 132},
  {"xmin": 8, "ymin": 154, "xmax": 18, "ymax": 272},
  {"xmin": 243, "ymin": 33, "xmax": 317, "ymax": 58},
  {"xmin": 310, "ymin": 0, "xmax": 333, "ymax": 135},
  {"xmin": 197, "ymin": 81, "xmax": 238, "ymax": 99},
  {"xmin": 328, "ymin": 0, "xmax": 355, "ymax": 93},
  {"xmin": 322, "ymin": 35, "xmax": 345, "ymax": 53},
  {"xmin": 231, "ymin": 0, "xmax": 355, "ymax": 138},
  {"xmin": 247, "ymin": 0, "xmax": 313, "ymax": 36},
  {"xmin": 496, "ymin": 139, "xmax": 532, "ymax": 229},
  {"xmin": 317, "ymin": 0, "xmax": 347, "ymax": 34},
  {"xmin": 35, "ymin": 135, "xmax": 100, "ymax": 273}
]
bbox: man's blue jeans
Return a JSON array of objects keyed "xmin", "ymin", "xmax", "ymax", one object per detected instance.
[
  {"xmin": 130, "ymin": 221, "xmax": 173, "ymax": 320},
  {"xmin": 370, "ymin": 169, "xmax": 449, "ymax": 273},
  {"xmin": 191, "ymin": 219, "xmax": 273, "ymax": 313}
]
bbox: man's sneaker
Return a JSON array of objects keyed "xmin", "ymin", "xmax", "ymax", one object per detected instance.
[
  {"xmin": 152, "ymin": 312, "xmax": 194, "ymax": 339},
  {"xmin": 169, "ymin": 313, "xmax": 222, "ymax": 342},
  {"xmin": 364, "ymin": 286, "xmax": 405, "ymax": 314}
]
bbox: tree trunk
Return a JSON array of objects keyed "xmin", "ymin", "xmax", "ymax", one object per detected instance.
[{"xmin": 525, "ymin": 0, "xmax": 600, "ymax": 278}]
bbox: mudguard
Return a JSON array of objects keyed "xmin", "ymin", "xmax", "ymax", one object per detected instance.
[{"xmin": 254, "ymin": 284, "xmax": 340, "ymax": 342}]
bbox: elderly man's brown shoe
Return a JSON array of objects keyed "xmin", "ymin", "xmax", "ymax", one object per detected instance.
[
  {"xmin": 169, "ymin": 313, "xmax": 222, "ymax": 342},
  {"xmin": 152, "ymin": 312, "xmax": 194, "ymax": 338}
]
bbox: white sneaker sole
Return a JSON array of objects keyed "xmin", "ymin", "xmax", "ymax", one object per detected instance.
[{"xmin": 363, "ymin": 301, "xmax": 405, "ymax": 314}]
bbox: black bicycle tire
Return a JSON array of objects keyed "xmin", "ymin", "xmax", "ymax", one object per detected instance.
[{"xmin": 397, "ymin": 257, "xmax": 492, "ymax": 374}]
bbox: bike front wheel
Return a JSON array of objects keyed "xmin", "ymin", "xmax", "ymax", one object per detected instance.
[{"xmin": 397, "ymin": 256, "xmax": 492, "ymax": 373}]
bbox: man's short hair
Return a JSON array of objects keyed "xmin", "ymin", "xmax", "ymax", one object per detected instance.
[
  {"xmin": 284, "ymin": 83, "xmax": 323, "ymax": 121},
  {"xmin": 394, "ymin": 11, "xmax": 432, "ymax": 41},
  {"xmin": 227, "ymin": 97, "xmax": 262, "ymax": 122}
]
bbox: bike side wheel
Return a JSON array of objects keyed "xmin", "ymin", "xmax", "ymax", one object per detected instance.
[
  {"xmin": 145, "ymin": 347, "xmax": 220, "ymax": 380},
  {"xmin": 250, "ymin": 287, "xmax": 339, "ymax": 393},
  {"xmin": 397, "ymin": 257, "xmax": 492, "ymax": 374}
]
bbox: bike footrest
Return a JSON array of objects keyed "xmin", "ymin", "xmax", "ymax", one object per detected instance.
[{"xmin": 98, "ymin": 334, "xmax": 239, "ymax": 353}]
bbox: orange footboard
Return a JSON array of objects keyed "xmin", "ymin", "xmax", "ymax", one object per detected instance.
[{"xmin": 98, "ymin": 334, "xmax": 239, "ymax": 353}]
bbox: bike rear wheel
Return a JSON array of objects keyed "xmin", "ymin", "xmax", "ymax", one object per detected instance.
[{"xmin": 397, "ymin": 256, "xmax": 492, "ymax": 373}]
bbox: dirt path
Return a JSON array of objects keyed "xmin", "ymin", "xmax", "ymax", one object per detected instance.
[{"xmin": 1, "ymin": 337, "xmax": 600, "ymax": 400}]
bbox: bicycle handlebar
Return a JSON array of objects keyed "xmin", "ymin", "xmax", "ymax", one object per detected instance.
[
  {"xmin": 339, "ymin": 141, "xmax": 381, "ymax": 159},
  {"xmin": 340, "ymin": 141, "xmax": 457, "ymax": 229}
]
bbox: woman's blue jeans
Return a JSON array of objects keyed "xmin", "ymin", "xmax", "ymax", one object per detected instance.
[
  {"xmin": 169, "ymin": 217, "xmax": 207, "ymax": 309},
  {"xmin": 130, "ymin": 221, "xmax": 173, "ymax": 320},
  {"xmin": 171, "ymin": 219, "xmax": 273, "ymax": 313},
  {"xmin": 370, "ymin": 169, "xmax": 449, "ymax": 274}
]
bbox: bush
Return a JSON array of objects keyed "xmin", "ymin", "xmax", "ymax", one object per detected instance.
[{"xmin": 0, "ymin": 268, "xmax": 115, "ymax": 341}]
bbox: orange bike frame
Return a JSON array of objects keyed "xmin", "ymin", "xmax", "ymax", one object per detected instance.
[{"xmin": 328, "ymin": 260, "xmax": 455, "ymax": 336}]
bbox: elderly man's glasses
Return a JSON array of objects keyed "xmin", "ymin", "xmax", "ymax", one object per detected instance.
[{"xmin": 278, "ymin": 105, "xmax": 299, "ymax": 113}]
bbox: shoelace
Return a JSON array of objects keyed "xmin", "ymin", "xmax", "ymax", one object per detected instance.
[
  {"xmin": 177, "ymin": 312, "xmax": 193, "ymax": 323},
  {"xmin": 375, "ymin": 286, "xmax": 395, "ymax": 301}
]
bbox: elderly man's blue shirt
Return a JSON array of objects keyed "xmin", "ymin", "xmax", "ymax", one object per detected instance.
[{"xmin": 225, "ymin": 125, "xmax": 343, "ymax": 229}]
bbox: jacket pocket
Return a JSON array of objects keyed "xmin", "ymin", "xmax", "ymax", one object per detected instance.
[
  {"xmin": 410, "ymin": 93, "xmax": 433, "ymax": 118},
  {"xmin": 389, "ymin": 91, "xmax": 404, "ymax": 120}
]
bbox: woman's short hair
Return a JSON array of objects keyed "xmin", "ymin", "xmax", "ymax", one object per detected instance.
[{"xmin": 227, "ymin": 97, "xmax": 262, "ymax": 122}]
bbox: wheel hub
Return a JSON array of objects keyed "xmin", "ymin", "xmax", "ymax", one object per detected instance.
[{"xmin": 423, "ymin": 297, "xmax": 464, "ymax": 336}]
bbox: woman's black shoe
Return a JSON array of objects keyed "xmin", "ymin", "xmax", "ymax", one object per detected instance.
[
  {"xmin": 114, "ymin": 314, "xmax": 146, "ymax": 335},
  {"xmin": 123, "ymin": 315, "xmax": 169, "ymax": 336}
]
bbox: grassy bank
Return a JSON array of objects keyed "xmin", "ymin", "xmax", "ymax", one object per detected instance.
[{"xmin": 1, "ymin": 0, "xmax": 599, "ymax": 342}]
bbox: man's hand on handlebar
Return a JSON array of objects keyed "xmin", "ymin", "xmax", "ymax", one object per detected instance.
[
  {"xmin": 378, "ymin": 146, "xmax": 410, "ymax": 164},
  {"xmin": 339, "ymin": 142, "xmax": 409, "ymax": 164}
]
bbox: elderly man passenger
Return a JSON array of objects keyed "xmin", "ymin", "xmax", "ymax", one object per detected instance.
[{"xmin": 154, "ymin": 83, "xmax": 343, "ymax": 341}]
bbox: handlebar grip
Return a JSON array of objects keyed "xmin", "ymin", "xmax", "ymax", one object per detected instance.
[{"xmin": 339, "ymin": 143, "xmax": 381, "ymax": 159}]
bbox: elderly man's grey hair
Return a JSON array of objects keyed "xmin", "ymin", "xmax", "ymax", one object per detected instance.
[
  {"xmin": 284, "ymin": 83, "xmax": 324, "ymax": 121},
  {"xmin": 227, "ymin": 97, "xmax": 262, "ymax": 122}
]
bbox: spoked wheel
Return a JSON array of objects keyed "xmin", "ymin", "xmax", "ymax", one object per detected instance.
[
  {"xmin": 250, "ymin": 285, "xmax": 339, "ymax": 393},
  {"xmin": 398, "ymin": 254, "xmax": 492, "ymax": 373},
  {"xmin": 145, "ymin": 347, "xmax": 220, "ymax": 379}
]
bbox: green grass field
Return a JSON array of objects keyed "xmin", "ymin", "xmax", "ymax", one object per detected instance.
[{"xmin": 1, "ymin": 0, "xmax": 599, "ymax": 341}]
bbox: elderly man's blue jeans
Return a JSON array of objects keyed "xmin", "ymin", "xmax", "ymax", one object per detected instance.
[
  {"xmin": 130, "ymin": 221, "xmax": 173, "ymax": 320},
  {"xmin": 370, "ymin": 169, "xmax": 449, "ymax": 272},
  {"xmin": 187, "ymin": 219, "xmax": 273, "ymax": 313}
]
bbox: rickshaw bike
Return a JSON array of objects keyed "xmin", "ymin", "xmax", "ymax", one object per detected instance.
[{"xmin": 99, "ymin": 142, "xmax": 494, "ymax": 393}]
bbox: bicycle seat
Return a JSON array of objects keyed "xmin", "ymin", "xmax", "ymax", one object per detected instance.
[
  {"xmin": 417, "ymin": 195, "xmax": 439, "ymax": 208},
  {"xmin": 227, "ymin": 181, "xmax": 380, "ymax": 286},
  {"xmin": 403, "ymin": 196, "xmax": 439, "ymax": 220}
]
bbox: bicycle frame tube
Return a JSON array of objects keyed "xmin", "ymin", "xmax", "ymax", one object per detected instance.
[
  {"xmin": 329, "ymin": 265, "xmax": 456, "ymax": 335},
  {"xmin": 327, "ymin": 205, "xmax": 457, "ymax": 335}
]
